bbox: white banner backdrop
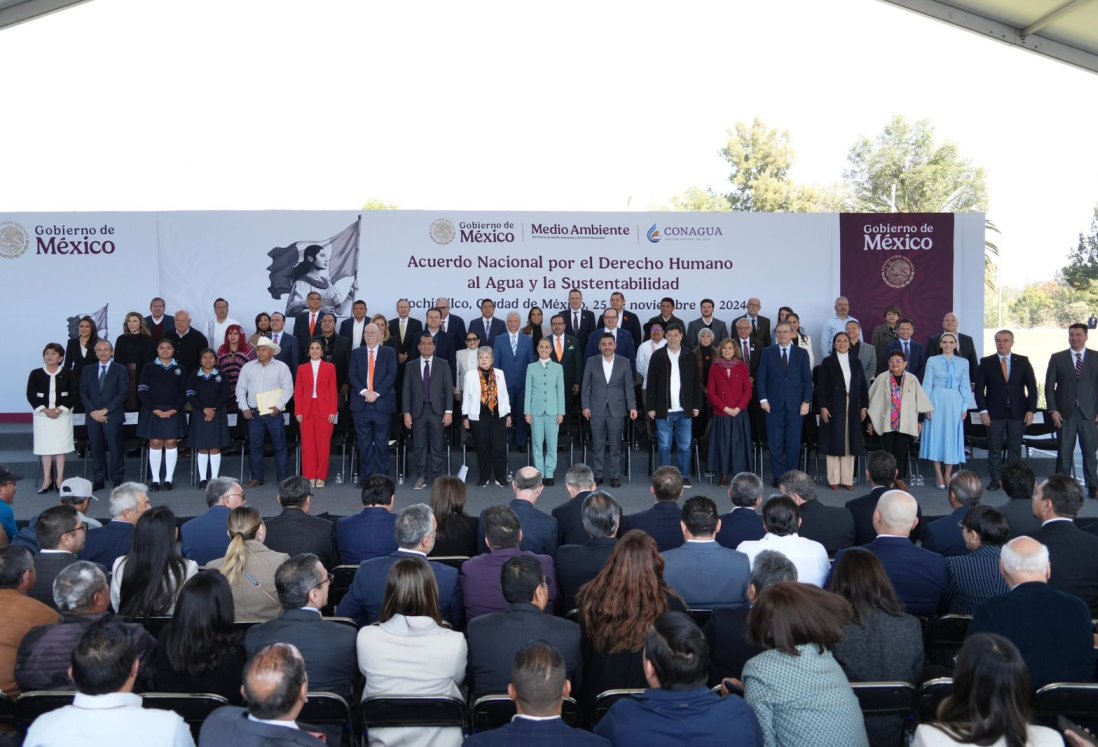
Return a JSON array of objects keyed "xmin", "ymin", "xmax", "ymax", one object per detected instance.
[{"xmin": 0, "ymin": 210, "xmax": 985, "ymax": 416}]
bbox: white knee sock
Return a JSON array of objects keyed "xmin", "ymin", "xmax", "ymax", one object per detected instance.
[
  {"xmin": 197, "ymin": 452, "xmax": 209, "ymax": 480},
  {"xmin": 210, "ymin": 453, "xmax": 222, "ymax": 478},
  {"xmin": 164, "ymin": 448, "xmax": 178, "ymax": 482},
  {"xmin": 149, "ymin": 449, "xmax": 163, "ymax": 482}
]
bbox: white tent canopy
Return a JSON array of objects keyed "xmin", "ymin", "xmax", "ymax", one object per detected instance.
[{"xmin": 0, "ymin": 0, "xmax": 90, "ymax": 30}]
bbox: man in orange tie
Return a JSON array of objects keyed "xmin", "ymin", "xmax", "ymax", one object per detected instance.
[
  {"xmin": 349, "ymin": 323, "xmax": 398, "ymax": 483},
  {"xmin": 548, "ymin": 314, "xmax": 584, "ymax": 452},
  {"xmin": 293, "ymin": 291, "xmax": 325, "ymax": 363},
  {"xmin": 974, "ymin": 329, "xmax": 1037, "ymax": 491}
]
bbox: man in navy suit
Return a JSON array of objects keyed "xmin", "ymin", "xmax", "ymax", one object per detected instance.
[
  {"xmin": 552, "ymin": 464, "xmax": 597, "ymax": 547},
  {"xmin": 435, "ymin": 296, "xmax": 467, "ymax": 353},
  {"xmin": 975, "ymin": 329, "xmax": 1038, "ymax": 490},
  {"xmin": 78, "ymin": 340, "xmax": 129, "ymax": 489},
  {"xmin": 493, "ymin": 312, "xmax": 536, "ymax": 450},
  {"xmin": 830, "ymin": 490, "xmax": 946, "ymax": 618},
  {"xmin": 468, "ymin": 298, "xmax": 506, "ymax": 348},
  {"xmin": 715, "ymin": 472, "xmax": 765, "ymax": 550},
  {"xmin": 885, "ymin": 318, "xmax": 926, "ymax": 381},
  {"xmin": 336, "ymin": 503, "xmax": 464, "ymax": 628},
  {"xmin": 180, "ymin": 477, "xmax": 245, "ymax": 565},
  {"xmin": 845, "ymin": 451, "xmax": 921, "ymax": 545},
  {"xmin": 662, "ymin": 497, "xmax": 750, "ymax": 608},
  {"xmin": 756, "ymin": 322, "xmax": 812, "ymax": 485},
  {"xmin": 338, "ymin": 299, "xmax": 369, "ymax": 349},
  {"xmin": 1027, "ymin": 474, "xmax": 1098, "ymax": 614},
  {"xmin": 269, "ymin": 313, "xmax": 300, "ymax": 378},
  {"xmin": 621, "ymin": 466, "xmax": 685, "ymax": 551},
  {"xmin": 80, "ymin": 482, "xmax": 149, "ymax": 568},
  {"xmin": 335, "ymin": 474, "xmax": 398, "ymax": 565},
  {"xmin": 478, "ymin": 467, "xmax": 558, "ymax": 558},
  {"xmin": 584, "ymin": 308, "xmax": 636, "ymax": 366},
  {"xmin": 563, "ymin": 289, "xmax": 597, "ymax": 352},
  {"xmin": 349, "ymin": 323, "xmax": 397, "ymax": 479},
  {"xmin": 599, "ymin": 291, "xmax": 642, "ymax": 349},
  {"xmin": 412, "ymin": 307, "xmax": 457, "ymax": 386},
  {"xmin": 922, "ymin": 470, "xmax": 983, "ymax": 557}
]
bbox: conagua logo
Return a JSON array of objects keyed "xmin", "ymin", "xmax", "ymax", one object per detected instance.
[
  {"xmin": 881, "ymin": 255, "xmax": 916, "ymax": 289},
  {"xmin": 429, "ymin": 219, "xmax": 456, "ymax": 245},
  {"xmin": 0, "ymin": 222, "xmax": 29, "ymax": 259},
  {"xmin": 646, "ymin": 224, "xmax": 663, "ymax": 243}
]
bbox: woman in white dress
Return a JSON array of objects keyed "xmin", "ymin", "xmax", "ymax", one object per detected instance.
[{"xmin": 26, "ymin": 343, "xmax": 75, "ymax": 493}]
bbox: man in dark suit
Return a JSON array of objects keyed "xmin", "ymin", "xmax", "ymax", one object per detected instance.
[
  {"xmin": 845, "ymin": 451, "xmax": 921, "ymax": 545},
  {"xmin": 180, "ymin": 477, "xmax": 244, "ymax": 565},
  {"xmin": 467, "ymin": 555, "xmax": 581, "ymax": 698},
  {"xmin": 733, "ymin": 297, "xmax": 770, "ymax": 349},
  {"xmin": 563, "ymin": 289, "xmax": 597, "ymax": 351},
  {"xmin": 646, "ymin": 324, "xmax": 701, "ymax": 487},
  {"xmin": 387, "ymin": 298, "xmax": 423, "ymax": 366},
  {"xmin": 262, "ymin": 477, "xmax": 338, "ymax": 570},
  {"xmin": 967, "ymin": 535, "xmax": 1094, "ymax": 689},
  {"xmin": 556, "ymin": 490, "xmax": 619, "ymax": 611},
  {"xmin": 29, "ymin": 505, "xmax": 85, "ymax": 608},
  {"xmin": 478, "ymin": 467, "xmax": 558, "ymax": 558},
  {"xmin": 734, "ymin": 317, "xmax": 767, "ymax": 448},
  {"xmin": 402, "ymin": 332, "xmax": 454, "ymax": 490},
  {"xmin": 831, "ymin": 490, "xmax": 946, "ymax": 618},
  {"xmin": 926, "ymin": 312, "xmax": 979, "ymax": 373},
  {"xmin": 1045, "ymin": 323, "xmax": 1098, "ymax": 497},
  {"xmin": 779, "ymin": 470, "xmax": 854, "ymax": 556},
  {"xmin": 244, "ymin": 554, "xmax": 357, "ymax": 700},
  {"xmin": 164, "ymin": 310, "xmax": 208, "ymax": 375},
  {"xmin": 335, "ymin": 474, "xmax": 398, "ymax": 565},
  {"xmin": 462, "ymin": 506, "xmax": 559, "ymax": 620},
  {"xmin": 581, "ymin": 334, "xmax": 637, "ymax": 487},
  {"xmin": 463, "ymin": 641, "xmax": 608, "ymax": 747},
  {"xmin": 468, "ymin": 298, "xmax": 506, "ymax": 349},
  {"xmin": 715, "ymin": 472, "xmax": 765, "ymax": 550},
  {"xmin": 584, "ymin": 308, "xmax": 636, "ymax": 366},
  {"xmin": 621, "ymin": 466, "xmax": 685, "ymax": 552},
  {"xmin": 78, "ymin": 340, "xmax": 129, "ymax": 489},
  {"xmin": 922, "ymin": 471, "xmax": 983, "ymax": 557},
  {"xmin": 552, "ymin": 463, "xmax": 597, "ymax": 546},
  {"xmin": 599, "ymin": 291, "xmax": 643, "ymax": 349},
  {"xmin": 200, "ymin": 642, "xmax": 326, "ymax": 746},
  {"xmin": 757, "ymin": 323, "xmax": 812, "ymax": 485},
  {"xmin": 269, "ymin": 313, "xmax": 300, "ymax": 377},
  {"xmin": 662, "ymin": 497, "xmax": 750, "ymax": 608},
  {"xmin": 548, "ymin": 314, "xmax": 584, "ymax": 447},
  {"xmin": 143, "ymin": 297, "xmax": 174, "ymax": 344},
  {"xmin": 643, "ymin": 297, "xmax": 685, "ymax": 341},
  {"xmin": 1000, "ymin": 460, "xmax": 1040, "ymax": 537},
  {"xmin": 435, "ymin": 296, "xmax": 467, "ymax": 354},
  {"xmin": 1028, "ymin": 474, "xmax": 1098, "ymax": 614},
  {"xmin": 80, "ymin": 482, "xmax": 149, "ymax": 568},
  {"xmin": 338, "ymin": 299, "xmax": 369, "ymax": 349},
  {"xmin": 293, "ymin": 291, "xmax": 326, "ymax": 363},
  {"xmin": 975, "ymin": 330, "xmax": 1038, "ymax": 491},
  {"xmin": 336, "ymin": 503, "xmax": 464, "ymax": 628},
  {"xmin": 885, "ymin": 319, "xmax": 927, "ymax": 381},
  {"xmin": 686, "ymin": 299, "xmax": 730, "ymax": 351},
  {"xmin": 315, "ymin": 313, "xmax": 351, "ymax": 435},
  {"xmin": 349, "ymin": 322, "xmax": 398, "ymax": 479},
  {"xmin": 413, "ymin": 307, "xmax": 457, "ymax": 385},
  {"xmin": 493, "ymin": 312, "xmax": 536, "ymax": 450}
]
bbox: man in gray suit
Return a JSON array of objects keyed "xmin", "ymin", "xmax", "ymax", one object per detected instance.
[
  {"xmin": 1046, "ymin": 323, "xmax": 1098, "ymax": 498},
  {"xmin": 581, "ymin": 333, "xmax": 637, "ymax": 488},
  {"xmin": 403, "ymin": 332, "xmax": 454, "ymax": 490},
  {"xmin": 661, "ymin": 496, "xmax": 750, "ymax": 608},
  {"xmin": 845, "ymin": 320, "xmax": 877, "ymax": 386},
  {"xmin": 686, "ymin": 299, "xmax": 730, "ymax": 351}
]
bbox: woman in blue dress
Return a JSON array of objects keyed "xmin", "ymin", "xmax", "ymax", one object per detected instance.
[{"xmin": 920, "ymin": 333, "xmax": 975, "ymax": 489}]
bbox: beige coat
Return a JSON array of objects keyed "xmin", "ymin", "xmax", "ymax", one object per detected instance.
[
  {"xmin": 867, "ymin": 371, "xmax": 933, "ymax": 438},
  {"xmin": 207, "ymin": 540, "xmax": 289, "ymax": 622}
]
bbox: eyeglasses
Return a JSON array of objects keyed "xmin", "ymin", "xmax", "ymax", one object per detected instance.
[
  {"xmin": 227, "ymin": 492, "xmax": 246, "ymax": 502},
  {"xmin": 312, "ymin": 573, "xmax": 334, "ymax": 591},
  {"xmin": 466, "ymin": 337, "xmax": 479, "ymax": 342},
  {"xmin": 66, "ymin": 522, "xmax": 89, "ymax": 535}
]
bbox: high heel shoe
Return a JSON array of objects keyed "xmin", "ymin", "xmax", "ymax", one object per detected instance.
[{"xmin": 37, "ymin": 482, "xmax": 54, "ymax": 494}]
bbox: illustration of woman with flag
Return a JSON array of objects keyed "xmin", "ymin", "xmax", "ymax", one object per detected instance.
[
  {"xmin": 267, "ymin": 217, "xmax": 361, "ymax": 318},
  {"xmin": 284, "ymin": 244, "xmax": 357, "ymax": 316}
]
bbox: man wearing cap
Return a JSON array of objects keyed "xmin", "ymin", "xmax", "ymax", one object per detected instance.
[
  {"xmin": 59, "ymin": 477, "xmax": 102, "ymax": 530},
  {"xmin": 0, "ymin": 467, "xmax": 22, "ymax": 545},
  {"xmin": 237, "ymin": 337, "xmax": 294, "ymax": 488}
]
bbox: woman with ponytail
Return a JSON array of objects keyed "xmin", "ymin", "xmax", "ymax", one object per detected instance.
[{"xmin": 207, "ymin": 506, "xmax": 288, "ymax": 622}]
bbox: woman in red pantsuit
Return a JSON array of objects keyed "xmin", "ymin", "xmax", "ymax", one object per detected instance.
[{"xmin": 296, "ymin": 340, "xmax": 338, "ymax": 488}]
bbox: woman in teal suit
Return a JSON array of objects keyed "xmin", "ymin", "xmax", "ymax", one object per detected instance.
[{"xmin": 525, "ymin": 338, "xmax": 566, "ymax": 484}]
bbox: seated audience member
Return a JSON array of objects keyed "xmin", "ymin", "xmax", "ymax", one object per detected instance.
[
  {"xmin": 829, "ymin": 549, "xmax": 924, "ymax": 747},
  {"xmin": 913, "ymin": 633, "xmax": 1062, "ymax": 747},
  {"xmin": 356, "ymin": 557, "xmax": 467, "ymax": 747},
  {"xmin": 336, "ymin": 504, "xmax": 464, "ymax": 629},
  {"xmin": 0, "ymin": 545, "xmax": 59, "ymax": 695},
  {"xmin": 619, "ymin": 466, "xmax": 685, "ymax": 551},
  {"xmin": 464, "ymin": 641, "xmax": 609, "ymax": 746},
  {"xmin": 29, "ymin": 504, "xmax": 84, "ymax": 608},
  {"xmin": 778, "ymin": 470, "xmax": 854, "ymax": 556},
  {"xmin": 1027, "ymin": 473, "xmax": 1098, "ymax": 615},
  {"xmin": 477, "ymin": 466, "xmax": 559, "ymax": 558},
  {"xmin": 462, "ymin": 505, "xmax": 558, "ymax": 620},
  {"xmin": 112, "ymin": 506, "xmax": 198, "ymax": 617},
  {"xmin": 742, "ymin": 582, "xmax": 869, "ymax": 747},
  {"xmin": 246, "ymin": 554, "xmax": 357, "ymax": 708},
  {"xmin": 428, "ymin": 476, "xmax": 478, "ymax": 557},
  {"xmin": 180, "ymin": 477, "xmax": 245, "ymax": 565},
  {"xmin": 967, "ymin": 536, "xmax": 1094, "ymax": 689},
  {"xmin": 998, "ymin": 460, "xmax": 1040, "ymax": 537},
  {"xmin": 467, "ymin": 555, "xmax": 582, "ymax": 698},
  {"xmin": 336, "ymin": 473, "xmax": 398, "ymax": 565},
  {"xmin": 155, "ymin": 572, "xmax": 246, "ymax": 704},
  {"xmin": 715, "ymin": 471, "xmax": 766, "ymax": 550},
  {"xmin": 597, "ymin": 613, "xmax": 762, "ymax": 745},
  {"xmin": 24, "ymin": 620, "xmax": 194, "ymax": 747},
  {"xmin": 704, "ymin": 550, "xmax": 795, "ymax": 685},
  {"xmin": 831, "ymin": 490, "xmax": 947, "ymax": 618},
  {"xmin": 80, "ymin": 482, "xmax": 150, "ymax": 568},
  {"xmin": 557, "ymin": 491, "xmax": 621, "ymax": 611},
  {"xmin": 200, "ymin": 642, "xmax": 324, "ymax": 746},
  {"xmin": 16, "ymin": 561, "xmax": 156, "ymax": 693},
  {"xmin": 943, "ymin": 505, "xmax": 1010, "ymax": 614},
  {"xmin": 262, "ymin": 476, "xmax": 338, "ymax": 570},
  {"xmin": 661, "ymin": 496, "xmax": 750, "ymax": 608},
  {"xmin": 737, "ymin": 495, "xmax": 830, "ymax": 587},
  {"xmin": 58, "ymin": 476, "xmax": 103, "ymax": 529},
  {"xmin": 575, "ymin": 530, "xmax": 686, "ymax": 703},
  {"xmin": 845, "ymin": 450, "xmax": 921, "ymax": 545},
  {"xmin": 552, "ymin": 464, "xmax": 598, "ymax": 547},
  {"xmin": 207, "ymin": 507, "xmax": 290, "ymax": 622},
  {"xmin": 922, "ymin": 470, "xmax": 984, "ymax": 557}
]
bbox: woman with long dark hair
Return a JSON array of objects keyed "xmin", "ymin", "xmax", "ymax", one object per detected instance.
[
  {"xmin": 27, "ymin": 342, "xmax": 75, "ymax": 493},
  {"xmin": 114, "ymin": 311, "xmax": 156, "ymax": 411},
  {"xmin": 428, "ymin": 476, "xmax": 477, "ymax": 557},
  {"xmin": 249, "ymin": 312, "xmax": 272, "ymax": 347},
  {"xmin": 913, "ymin": 633, "xmax": 1060, "ymax": 746},
  {"xmin": 521, "ymin": 306, "xmax": 545, "ymax": 344},
  {"xmin": 112, "ymin": 505, "xmax": 198, "ymax": 618},
  {"xmin": 66, "ymin": 315, "xmax": 99, "ymax": 449}
]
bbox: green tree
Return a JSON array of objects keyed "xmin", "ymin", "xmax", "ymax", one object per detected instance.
[
  {"xmin": 1060, "ymin": 204, "xmax": 1098, "ymax": 289},
  {"xmin": 1009, "ymin": 282, "xmax": 1058, "ymax": 327},
  {"xmin": 362, "ymin": 198, "xmax": 398, "ymax": 210},
  {"xmin": 660, "ymin": 187, "xmax": 730, "ymax": 212},
  {"xmin": 720, "ymin": 118, "xmax": 823, "ymax": 212}
]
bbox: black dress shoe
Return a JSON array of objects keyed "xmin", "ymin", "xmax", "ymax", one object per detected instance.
[
  {"xmin": 594, "ymin": 475, "xmax": 605, "ymax": 485},
  {"xmin": 543, "ymin": 478, "xmax": 554, "ymax": 487},
  {"xmin": 610, "ymin": 478, "xmax": 621, "ymax": 488},
  {"xmin": 162, "ymin": 482, "xmax": 173, "ymax": 491},
  {"xmin": 198, "ymin": 479, "xmax": 208, "ymax": 490},
  {"xmin": 37, "ymin": 483, "xmax": 54, "ymax": 495},
  {"xmin": 987, "ymin": 480, "xmax": 1002, "ymax": 491},
  {"xmin": 92, "ymin": 480, "xmax": 105, "ymax": 491},
  {"xmin": 516, "ymin": 444, "xmax": 527, "ymax": 453},
  {"xmin": 149, "ymin": 482, "xmax": 161, "ymax": 492},
  {"xmin": 1090, "ymin": 486, "xmax": 1098, "ymax": 500}
]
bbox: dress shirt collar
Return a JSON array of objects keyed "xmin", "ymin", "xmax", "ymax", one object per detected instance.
[
  {"xmin": 248, "ymin": 714, "xmax": 300, "ymax": 730},
  {"xmin": 512, "ymin": 714, "xmax": 562, "ymax": 723},
  {"xmin": 1041, "ymin": 517, "xmax": 1074, "ymax": 526},
  {"xmin": 72, "ymin": 692, "xmax": 142, "ymax": 709}
]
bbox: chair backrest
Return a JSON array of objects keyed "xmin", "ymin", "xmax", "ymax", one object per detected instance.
[
  {"xmin": 430, "ymin": 556, "xmax": 470, "ymax": 570},
  {"xmin": 0, "ymin": 691, "xmax": 14, "ymax": 726},
  {"xmin": 321, "ymin": 616, "xmax": 359, "ymax": 631},
  {"xmin": 471, "ymin": 694, "xmax": 583, "ymax": 732},
  {"xmin": 360, "ymin": 695, "xmax": 468, "ymax": 732},
  {"xmin": 132, "ymin": 615, "xmax": 174, "ymax": 638},
  {"xmin": 925, "ymin": 615, "xmax": 972, "ymax": 666},
  {"xmin": 591, "ymin": 688, "xmax": 644, "ymax": 725},
  {"xmin": 687, "ymin": 608, "xmax": 713, "ymax": 628},
  {"xmin": 15, "ymin": 691, "xmax": 75, "ymax": 729},
  {"xmin": 917, "ymin": 678, "xmax": 954, "ymax": 722},
  {"xmin": 850, "ymin": 681, "xmax": 916, "ymax": 716},
  {"xmin": 1034, "ymin": 682, "xmax": 1098, "ymax": 731},
  {"xmin": 299, "ymin": 691, "xmax": 351, "ymax": 728},
  {"xmin": 143, "ymin": 692, "xmax": 230, "ymax": 741}
]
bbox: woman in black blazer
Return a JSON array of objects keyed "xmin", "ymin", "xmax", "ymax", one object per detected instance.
[
  {"xmin": 27, "ymin": 342, "xmax": 76, "ymax": 492},
  {"xmin": 65, "ymin": 316, "xmax": 99, "ymax": 448},
  {"xmin": 815, "ymin": 332, "xmax": 869, "ymax": 490}
]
